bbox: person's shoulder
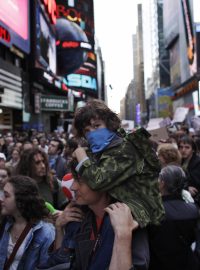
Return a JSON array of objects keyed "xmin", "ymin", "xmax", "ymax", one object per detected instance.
[{"xmin": 33, "ymin": 221, "xmax": 55, "ymax": 239}]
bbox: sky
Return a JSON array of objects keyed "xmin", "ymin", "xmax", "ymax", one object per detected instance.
[{"xmin": 93, "ymin": 0, "xmax": 141, "ymax": 113}]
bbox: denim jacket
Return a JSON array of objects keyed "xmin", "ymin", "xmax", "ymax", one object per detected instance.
[{"xmin": 0, "ymin": 219, "xmax": 55, "ymax": 270}]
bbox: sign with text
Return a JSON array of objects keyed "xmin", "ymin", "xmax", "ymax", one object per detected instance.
[{"xmin": 41, "ymin": 95, "xmax": 68, "ymax": 111}]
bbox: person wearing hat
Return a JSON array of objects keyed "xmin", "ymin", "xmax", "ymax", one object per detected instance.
[{"xmin": 148, "ymin": 165, "xmax": 200, "ymax": 270}]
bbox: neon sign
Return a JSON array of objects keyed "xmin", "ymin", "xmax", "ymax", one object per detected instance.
[
  {"xmin": 63, "ymin": 74, "xmax": 97, "ymax": 91},
  {"xmin": 57, "ymin": 40, "xmax": 92, "ymax": 49},
  {"xmin": 0, "ymin": 25, "xmax": 10, "ymax": 43},
  {"xmin": 42, "ymin": 0, "xmax": 57, "ymax": 24}
]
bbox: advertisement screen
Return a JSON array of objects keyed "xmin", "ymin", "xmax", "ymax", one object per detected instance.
[
  {"xmin": 56, "ymin": 0, "xmax": 97, "ymax": 95},
  {"xmin": 0, "ymin": 0, "xmax": 30, "ymax": 53},
  {"xmin": 56, "ymin": 0, "xmax": 95, "ymax": 47},
  {"xmin": 35, "ymin": 6, "xmax": 56, "ymax": 74}
]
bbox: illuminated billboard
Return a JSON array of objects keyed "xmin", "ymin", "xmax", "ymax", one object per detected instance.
[
  {"xmin": 0, "ymin": 0, "xmax": 30, "ymax": 53},
  {"xmin": 56, "ymin": 0, "xmax": 94, "ymax": 48},
  {"xmin": 56, "ymin": 0, "xmax": 97, "ymax": 95},
  {"xmin": 35, "ymin": 5, "xmax": 57, "ymax": 74}
]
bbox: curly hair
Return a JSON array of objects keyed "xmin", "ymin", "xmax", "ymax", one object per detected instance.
[
  {"xmin": 73, "ymin": 99, "xmax": 121, "ymax": 137},
  {"xmin": 15, "ymin": 148, "xmax": 50, "ymax": 180},
  {"xmin": 8, "ymin": 175, "xmax": 49, "ymax": 222},
  {"xmin": 157, "ymin": 143, "xmax": 182, "ymax": 166}
]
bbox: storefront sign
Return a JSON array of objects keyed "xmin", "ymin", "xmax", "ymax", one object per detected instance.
[
  {"xmin": 41, "ymin": 95, "xmax": 68, "ymax": 111},
  {"xmin": 172, "ymin": 79, "xmax": 198, "ymax": 100}
]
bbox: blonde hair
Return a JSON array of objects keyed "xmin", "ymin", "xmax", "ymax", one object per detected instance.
[{"xmin": 157, "ymin": 143, "xmax": 182, "ymax": 166}]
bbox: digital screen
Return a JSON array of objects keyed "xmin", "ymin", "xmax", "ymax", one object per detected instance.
[
  {"xmin": 0, "ymin": 0, "xmax": 30, "ymax": 53},
  {"xmin": 56, "ymin": 0, "xmax": 95, "ymax": 48},
  {"xmin": 35, "ymin": 6, "xmax": 56, "ymax": 74}
]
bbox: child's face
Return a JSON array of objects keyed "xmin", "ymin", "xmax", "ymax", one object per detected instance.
[{"xmin": 83, "ymin": 119, "xmax": 106, "ymax": 136}]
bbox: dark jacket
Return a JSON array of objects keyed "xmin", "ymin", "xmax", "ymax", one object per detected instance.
[
  {"xmin": 185, "ymin": 153, "xmax": 200, "ymax": 191},
  {"xmin": 46, "ymin": 208, "xmax": 149, "ymax": 270},
  {"xmin": 55, "ymin": 155, "xmax": 68, "ymax": 181},
  {"xmin": 148, "ymin": 195, "xmax": 200, "ymax": 270}
]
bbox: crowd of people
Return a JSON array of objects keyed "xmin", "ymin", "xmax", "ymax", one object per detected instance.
[{"xmin": 0, "ymin": 99, "xmax": 200, "ymax": 269}]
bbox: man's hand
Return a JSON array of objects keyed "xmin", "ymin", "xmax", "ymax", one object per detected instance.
[
  {"xmin": 55, "ymin": 201, "xmax": 84, "ymax": 228},
  {"xmin": 72, "ymin": 147, "xmax": 87, "ymax": 163}
]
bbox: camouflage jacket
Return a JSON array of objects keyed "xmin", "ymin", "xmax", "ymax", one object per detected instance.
[{"xmin": 78, "ymin": 128, "xmax": 165, "ymax": 227}]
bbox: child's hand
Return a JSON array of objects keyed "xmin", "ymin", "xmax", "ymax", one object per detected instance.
[{"xmin": 105, "ymin": 202, "xmax": 138, "ymax": 237}]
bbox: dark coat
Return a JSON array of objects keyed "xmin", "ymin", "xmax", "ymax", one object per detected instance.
[
  {"xmin": 148, "ymin": 195, "xmax": 200, "ymax": 270},
  {"xmin": 63, "ymin": 209, "xmax": 149, "ymax": 270},
  {"xmin": 186, "ymin": 153, "xmax": 200, "ymax": 191}
]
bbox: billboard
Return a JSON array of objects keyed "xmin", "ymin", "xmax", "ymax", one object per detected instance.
[
  {"xmin": 0, "ymin": 0, "xmax": 30, "ymax": 53},
  {"xmin": 56, "ymin": 0, "xmax": 94, "ymax": 47},
  {"xmin": 157, "ymin": 87, "xmax": 173, "ymax": 118},
  {"xmin": 35, "ymin": 5, "xmax": 56, "ymax": 74},
  {"xmin": 56, "ymin": 0, "xmax": 97, "ymax": 95}
]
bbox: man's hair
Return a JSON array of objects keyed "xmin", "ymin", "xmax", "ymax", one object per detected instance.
[
  {"xmin": 8, "ymin": 175, "xmax": 49, "ymax": 221},
  {"xmin": 50, "ymin": 138, "xmax": 64, "ymax": 155},
  {"xmin": 178, "ymin": 135, "xmax": 197, "ymax": 153},
  {"xmin": 73, "ymin": 99, "xmax": 121, "ymax": 137}
]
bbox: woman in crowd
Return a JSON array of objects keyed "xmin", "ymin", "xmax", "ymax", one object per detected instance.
[
  {"xmin": 157, "ymin": 143, "xmax": 182, "ymax": 168},
  {"xmin": 0, "ymin": 175, "xmax": 55, "ymax": 270},
  {"xmin": 149, "ymin": 165, "xmax": 200, "ymax": 270}
]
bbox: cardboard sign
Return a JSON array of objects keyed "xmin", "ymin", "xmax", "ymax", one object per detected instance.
[
  {"xmin": 148, "ymin": 126, "xmax": 169, "ymax": 143},
  {"xmin": 147, "ymin": 118, "xmax": 164, "ymax": 130},
  {"xmin": 172, "ymin": 107, "xmax": 189, "ymax": 123}
]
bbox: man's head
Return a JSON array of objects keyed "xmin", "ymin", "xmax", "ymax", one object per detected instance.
[
  {"xmin": 178, "ymin": 135, "xmax": 197, "ymax": 160},
  {"xmin": 70, "ymin": 159, "xmax": 110, "ymax": 208},
  {"xmin": 0, "ymin": 167, "xmax": 10, "ymax": 189},
  {"xmin": 73, "ymin": 99, "xmax": 121, "ymax": 137},
  {"xmin": 0, "ymin": 152, "xmax": 6, "ymax": 169},
  {"xmin": 15, "ymin": 148, "xmax": 49, "ymax": 181},
  {"xmin": 48, "ymin": 139, "xmax": 64, "ymax": 156}
]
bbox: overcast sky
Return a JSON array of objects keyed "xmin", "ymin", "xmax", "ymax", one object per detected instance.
[{"xmin": 93, "ymin": 0, "xmax": 141, "ymax": 113}]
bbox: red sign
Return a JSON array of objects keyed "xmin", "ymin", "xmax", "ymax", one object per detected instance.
[
  {"xmin": 0, "ymin": 0, "xmax": 28, "ymax": 39},
  {"xmin": 42, "ymin": 0, "xmax": 57, "ymax": 25},
  {"xmin": 0, "ymin": 25, "xmax": 10, "ymax": 43}
]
